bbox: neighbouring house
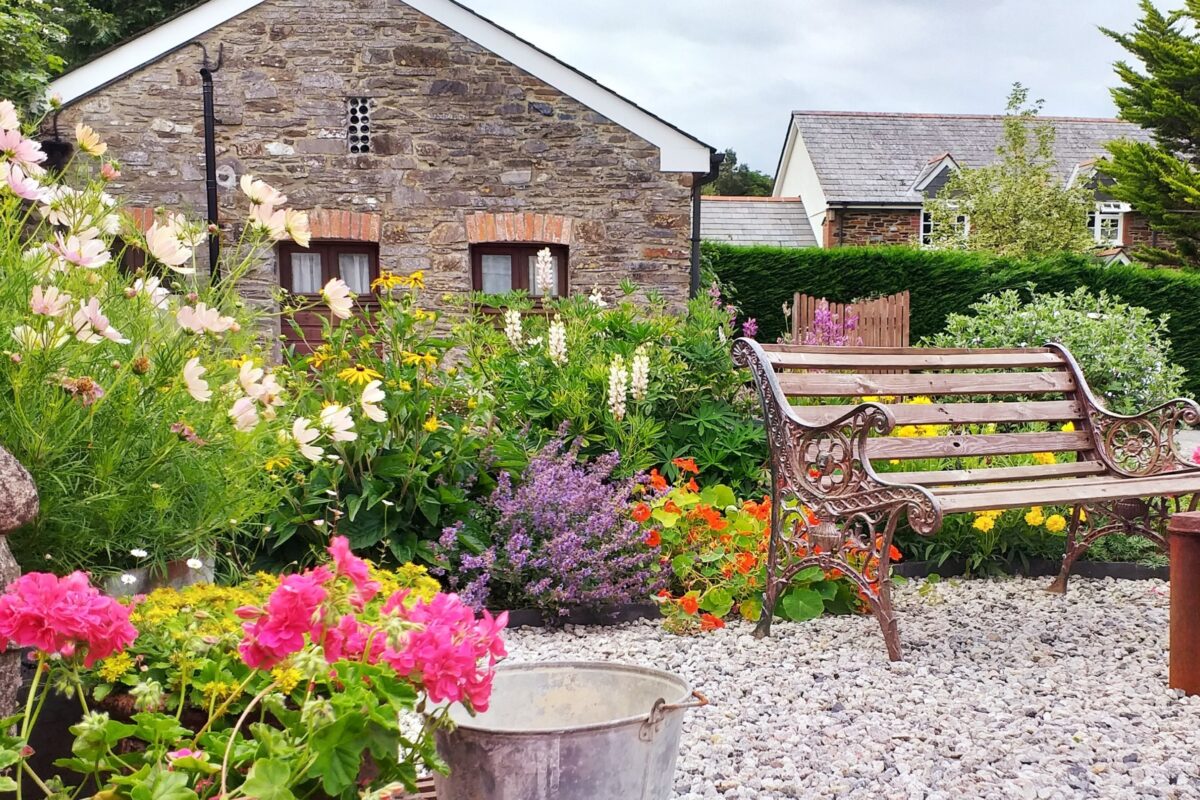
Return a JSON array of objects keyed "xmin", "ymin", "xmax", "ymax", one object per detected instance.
[
  {"xmin": 772, "ymin": 110, "xmax": 1160, "ymax": 256},
  {"xmin": 46, "ymin": 0, "xmax": 717, "ymax": 345},
  {"xmin": 699, "ymin": 196, "xmax": 816, "ymax": 248}
]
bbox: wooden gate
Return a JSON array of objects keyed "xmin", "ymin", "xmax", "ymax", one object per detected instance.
[{"xmin": 789, "ymin": 291, "xmax": 910, "ymax": 347}]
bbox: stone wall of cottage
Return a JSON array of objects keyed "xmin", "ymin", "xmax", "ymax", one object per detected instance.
[
  {"xmin": 54, "ymin": 0, "xmax": 695, "ymax": 327},
  {"xmin": 822, "ymin": 208, "xmax": 919, "ymax": 247}
]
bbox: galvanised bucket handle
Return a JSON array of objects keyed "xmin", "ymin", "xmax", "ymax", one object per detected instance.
[{"xmin": 638, "ymin": 691, "xmax": 710, "ymax": 741}]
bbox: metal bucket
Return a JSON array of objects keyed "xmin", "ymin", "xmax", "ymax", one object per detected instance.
[{"xmin": 434, "ymin": 661, "xmax": 706, "ymax": 800}]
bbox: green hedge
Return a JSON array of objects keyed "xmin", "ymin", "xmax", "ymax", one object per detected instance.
[{"xmin": 706, "ymin": 242, "xmax": 1200, "ymax": 397}]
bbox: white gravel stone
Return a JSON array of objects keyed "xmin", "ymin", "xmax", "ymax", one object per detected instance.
[{"xmin": 500, "ymin": 577, "xmax": 1200, "ymax": 799}]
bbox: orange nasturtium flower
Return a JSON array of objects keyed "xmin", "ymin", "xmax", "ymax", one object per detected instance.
[
  {"xmin": 735, "ymin": 552, "xmax": 757, "ymax": 574},
  {"xmin": 663, "ymin": 500, "xmax": 682, "ymax": 515},
  {"xmin": 686, "ymin": 478, "xmax": 700, "ymax": 492},
  {"xmin": 643, "ymin": 529, "xmax": 662, "ymax": 548},
  {"xmin": 698, "ymin": 505, "xmax": 728, "ymax": 531},
  {"xmin": 672, "ymin": 457, "xmax": 699, "ymax": 474},
  {"xmin": 631, "ymin": 502, "xmax": 651, "ymax": 523},
  {"xmin": 700, "ymin": 613, "xmax": 725, "ymax": 632},
  {"xmin": 649, "ymin": 469, "xmax": 668, "ymax": 492},
  {"xmin": 679, "ymin": 594, "xmax": 700, "ymax": 615}
]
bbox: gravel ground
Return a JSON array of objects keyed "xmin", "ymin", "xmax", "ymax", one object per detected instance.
[{"xmin": 502, "ymin": 577, "xmax": 1200, "ymax": 800}]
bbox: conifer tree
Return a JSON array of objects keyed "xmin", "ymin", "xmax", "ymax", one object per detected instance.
[{"xmin": 1100, "ymin": 0, "xmax": 1200, "ymax": 268}]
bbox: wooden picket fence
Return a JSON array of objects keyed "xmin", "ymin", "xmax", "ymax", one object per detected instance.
[{"xmin": 789, "ymin": 291, "xmax": 910, "ymax": 347}]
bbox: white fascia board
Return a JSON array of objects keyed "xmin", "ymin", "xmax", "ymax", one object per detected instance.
[
  {"xmin": 774, "ymin": 123, "xmax": 828, "ymax": 244},
  {"xmin": 49, "ymin": 0, "xmax": 266, "ymax": 105},
  {"xmin": 404, "ymin": 0, "xmax": 711, "ymax": 172},
  {"xmin": 50, "ymin": 0, "xmax": 712, "ymax": 173}
]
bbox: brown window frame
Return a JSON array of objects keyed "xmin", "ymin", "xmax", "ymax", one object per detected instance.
[
  {"xmin": 279, "ymin": 240, "xmax": 380, "ymax": 302},
  {"xmin": 470, "ymin": 243, "xmax": 568, "ymax": 297}
]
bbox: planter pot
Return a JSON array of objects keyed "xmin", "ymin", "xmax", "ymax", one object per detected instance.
[
  {"xmin": 893, "ymin": 557, "xmax": 1168, "ymax": 581},
  {"xmin": 496, "ymin": 603, "xmax": 662, "ymax": 629},
  {"xmin": 435, "ymin": 661, "xmax": 705, "ymax": 800}
]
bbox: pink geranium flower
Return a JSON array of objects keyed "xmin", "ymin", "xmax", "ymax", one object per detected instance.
[
  {"xmin": 0, "ymin": 572, "xmax": 137, "ymax": 666},
  {"xmin": 237, "ymin": 567, "xmax": 332, "ymax": 670},
  {"xmin": 328, "ymin": 535, "xmax": 380, "ymax": 608}
]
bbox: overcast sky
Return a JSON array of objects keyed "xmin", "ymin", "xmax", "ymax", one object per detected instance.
[{"xmin": 460, "ymin": 0, "xmax": 1159, "ymax": 175}]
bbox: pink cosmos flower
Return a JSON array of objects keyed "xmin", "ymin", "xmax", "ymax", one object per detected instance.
[
  {"xmin": 228, "ymin": 396, "xmax": 259, "ymax": 432},
  {"xmin": 144, "ymin": 220, "xmax": 194, "ymax": 273},
  {"xmin": 0, "ymin": 100, "xmax": 18, "ymax": 132},
  {"xmin": 30, "ymin": 285, "xmax": 70, "ymax": 317},
  {"xmin": 249, "ymin": 204, "xmax": 287, "ymax": 241},
  {"xmin": 3, "ymin": 162, "xmax": 45, "ymax": 202},
  {"xmin": 176, "ymin": 303, "xmax": 235, "ymax": 334},
  {"xmin": 328, "ymin": 535, "xmax": 380, "ymax": 608},
  {"xmin": 239, "ymin": 174, "xmax": 287, "ymax": 208},
  {"xmin": 100, "ymin": 162, "xmax": 121, "ymax": 181},
  {"xmin": 73, "ymin": 298, "xmax": 129, "ymax": 344},
  {"xmin": 0, "ymin": 130, "xmax": 46, "ymax": 172},
  {"xmin": 321, "ymin": 278, "xmax": 354, "ymax": 320},
  {"xmin": 0, "ymin": 572, "xmax": 137, "ymax": 667},
  {"xmin": 50, "ymin": 233, "xmax": 111, "ymax": 270},
  {"xmin": 284, "ymin": 209, "xmax": 311, "ymax": 248},
  {"xmin": 380, "ymin": 592, "xmax": 507, "ymax": 710}
]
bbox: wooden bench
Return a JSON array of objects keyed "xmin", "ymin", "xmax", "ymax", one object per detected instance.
[{"xmin": 731, "ymin": 339, "xmax": 1200, "ymax": 660}]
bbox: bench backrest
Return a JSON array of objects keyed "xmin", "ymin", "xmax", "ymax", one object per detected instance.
[{"xmin": 755, "ymin": 343, "xmax": 1106, "ymax": 485}]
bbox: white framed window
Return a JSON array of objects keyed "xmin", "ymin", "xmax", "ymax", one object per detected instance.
[
  {"xmin": 921, "ymin": 209, "xmax": 967, "ymax": 248},
  {"xmin": 1087, "ymin": 202, "xmax": 1126, "ymax": 246}
]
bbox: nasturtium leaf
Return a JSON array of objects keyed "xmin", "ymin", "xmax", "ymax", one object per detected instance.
[
  {"xmin": 700, "ymin": 587, "xmax": 733, "ymax": 617},
  {"xmin": 739, "ymin": 596, "xmax": 763, "ymax": 622},
  {"xmin": 651, "ymin": 509, "xmax": 680, "ymax": 528},
  {"xmin": 793, "ymin": 566, "xmax": 824, "ymax": 583},
  {"xmin": 670, "ymin": 554, "xmax": 693, "ymax": 578},
  {"xmin": 700, "ymin": 484, "xmax": 736, "ymax": 509},
  {"xmin": 781, "ymin": 587, "xmax": 825, "ymax": 621}
]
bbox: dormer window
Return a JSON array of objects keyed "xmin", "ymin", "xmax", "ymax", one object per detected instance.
[{"xmin": 1087, "ymin": 202, "xmax": 1126, "ymax": 246}]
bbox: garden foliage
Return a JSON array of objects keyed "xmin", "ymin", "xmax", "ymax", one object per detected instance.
[{"xmin": 707, "ymin": 242, "xmax": 1200, "ymax": 397}]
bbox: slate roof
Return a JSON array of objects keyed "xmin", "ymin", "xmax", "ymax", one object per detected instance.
[
  {"xmin": 700, "ymin": 197, "xmax": 817, "ymax": 247},
  {"xmin": 788, "ymin": 111, "xmax": 1152, "ymax": 204}
]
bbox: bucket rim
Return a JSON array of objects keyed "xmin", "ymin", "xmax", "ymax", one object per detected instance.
[{"xmin": 450, "ymin": 660, "xmax": 692, "ymax": 736}]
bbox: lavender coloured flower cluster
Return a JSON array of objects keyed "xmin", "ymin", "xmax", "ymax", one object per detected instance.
[{"xmin": 437, "ymin": 438, "xmax": 658, "ymax": 614}]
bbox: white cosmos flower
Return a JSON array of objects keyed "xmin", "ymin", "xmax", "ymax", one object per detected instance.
[
  {"xmin": 0, "ymin": 100, "xmax": 18, "ymax": 132},
  {"xmin": 284, "ymin": 209, "xmax": 311, "ymax": 247},
  {"xmin": 177, "ymin": 303, "xmax": 235, "ymax": 334},
  {"xmin": 239, "ymin": 174, "xmax": 287, "ymax": 208},
  {"xmin": 321, "ymin": 278, "xmax": 354, "ymax": 320},
  {"xmin": 292, "ymin": 417, "xmax": 324, "ymax": 462},
  {"xmin": 228, "ymin": 396, "xmax": 259, "ymax": 432},
  {"xmin": 238, "ymin": 360, "xmax": 264, "ymax": 396},
  {"xmin": 144, "ymin": 220, "xmax": 194, "ymax": 273},
  {"xmin": 318, "ymin": 403, "xmax": 357, "ymax": 442},
  {"xmin": 30, "ymin": 285, "xmax": 69, "ymax": 317},
  {"xmin": 183, "ymin": 357, "xmax": 211, "ymax": 402},
  {"xmin": 133, "ymin": 277, "xmax": 170, "ymax": 310},
  {"xmin": 360, "ymin": 379, "xmax": 387, "ymax": 422},
  {"xmin": 12, "ymin": 325, "xmax": 67, "ymax": 351}
]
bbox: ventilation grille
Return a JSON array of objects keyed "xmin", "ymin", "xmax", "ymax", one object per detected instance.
[{"xmin": 348, "ymin": 97, "xmax": 371, "ymax": 154}]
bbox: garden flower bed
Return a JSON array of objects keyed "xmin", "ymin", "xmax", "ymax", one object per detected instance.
[{"xmin": 504, "ymin": 576, "xmax": 1200, "ymax": 799}]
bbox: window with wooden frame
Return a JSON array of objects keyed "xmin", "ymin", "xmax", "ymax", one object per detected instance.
[
  {"xmin": 470, "ymin": 243, "xmax": 568, "ymax": 298},
  {"xmin": 279, "ymin": 241, "xmax": 380, "ymax": 298}
]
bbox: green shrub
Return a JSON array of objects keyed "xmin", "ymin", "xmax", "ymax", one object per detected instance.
[
  {"xmin": 451, "ymin": 284, "xmax": 766, "ymax": 494},
  {"xmin": 707, "ymin": 242, "xmax": 1200, "ymax": 397},
  {"xmin": 929, "ymin": 286, "xmax": 1184, "ymax": 413}
]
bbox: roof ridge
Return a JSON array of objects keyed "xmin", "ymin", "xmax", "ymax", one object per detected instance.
[
  {"xmin": 702, "ymin": 196, "xmax": 803, "ymax": 202},
  {"xmin": 791, "ymin": 110, "xmax": 1133, "ymax": 124}
]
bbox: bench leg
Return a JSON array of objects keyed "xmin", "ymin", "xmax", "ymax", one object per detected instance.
[
  {"xmin": 754, "ymin": 483, "xmax": 783, "ymax": 639},
  {"xmin": 1045, "ymin": 506, "xmax": 1083, "ymax": 594}
]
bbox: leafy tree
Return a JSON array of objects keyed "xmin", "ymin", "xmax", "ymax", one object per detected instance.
[
  {"xmin": 0, "ymin": 0, "xmax": 69, "ymax": 109},
  {"xmin": 925, "ymin": 84, "xmax": 1095, "ymax": 258},
  {"xmin": 1099, "ymin": 0, "xmax": 1200, "ymax": 268},
  {"xmin": 702, "ymin": 148, "xmax": 774, "ymax": 197}
]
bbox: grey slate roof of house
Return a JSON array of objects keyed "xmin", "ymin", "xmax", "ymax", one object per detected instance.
[
  {"xmin": 700, "ymin": 197, "xmax": 817, "ymax": 247},
  {"xmin": 789, "ymin": 111, "xmax": 1152, "ymax": 204}
]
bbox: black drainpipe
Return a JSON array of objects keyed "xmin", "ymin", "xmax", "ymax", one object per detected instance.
[
  {"xmin": 689, "ymin": 151, "xmax": 724, "ymax": 299},
  {"xmin": 193, "ymin": 43, "xmax": 224, "ymax": 283}
]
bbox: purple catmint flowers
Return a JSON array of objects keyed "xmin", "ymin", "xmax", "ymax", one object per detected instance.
[{"xmin": 435, "ymin": 438, "xmax": 658, "ymax": 615}]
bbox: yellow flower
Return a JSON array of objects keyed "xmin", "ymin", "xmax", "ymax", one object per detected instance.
[
  {"xmin": 309, "ymin": 347, "xmax": 336, "ymax": 369},
  {"xmin": 423, "ymin": 416, "xmax": 440, "ymax": 433},
  {"xmin": 224, "ymin": 355, "xmax": 249, "ymax": 369},
  {"xmin": 1045, "ymin": 514, "xmax": 1068, "ymax": 533},
  {"xmin": 889, "ymin": 458, "xmax": 900, "ymax": 465},
  {"xmin": 918, "ymin": 424, "xmax": 943, "ymax": 438},
  {"xmin": 861, "ymin": 395, "xmax": 879, "ymax": 402},
  {"xmin": 895, "ymin": 425, "xmax": 918, "ymax": 438},
  {"xmin": 264, "ymin": 456, "xmax": 292, "ymax": 472},
  {"xmin": 336, "ymin": 363, "xmax": 383, "ymax": 386},
  {"xmin": 1032, "ymin": 452, "xmax": 1056, "ymax": 466},
  {"xmin": 371, "ymin": 271, "xmax": 405, "ymax": 291},
  {"xmin": 271, "ymin": 666, "xmax": 303, "ymax": 693},
  {"xmin": 1079, "ymin": 509, "xmax": 1087, "ymax": 522},
  {"xmin": 97, "ymin": 653, "xmax": 133, "ymax": 683},
  {"xmin": 401, "ymin": 351, "xmax": 438, "ymax": 369},
  {"xmin": 1024, "ymin": 506, "xmax": 1045, "ymax": 527},
  {"xmin": 1061, "ymin": 421, "xmax": 1075, "ymax": 433},
  {"xmin": 910, "ymin": 396, "xmax": 933, "ymax": 405},
  {"xmin": 406, "ymin": 270, "xmax": 426, "ymax": 288},
  {"xmin": 972, "ymin": 515, "xmax": 995, "ymax": 532}
]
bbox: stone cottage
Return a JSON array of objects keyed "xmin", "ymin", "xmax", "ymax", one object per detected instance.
[
  {"xmin": 772, "ymin": 110, "xmax": 1160, "ymax": 259},
  {"xmin": 46, "ymin": 0, "xmax": 717, "ymax": 339}
]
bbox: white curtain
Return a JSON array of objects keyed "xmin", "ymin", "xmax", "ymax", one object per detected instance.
[
  {"xmin": 339, "ymin": 253, "xmax": 372, "ymax": 294},
  {"xmin": 291, "ymin": 253, "xmax": 322, "ymax": 294},
  {"xmin": 481, "ymin": 254, "xmax": 512, "ymax": 293}
]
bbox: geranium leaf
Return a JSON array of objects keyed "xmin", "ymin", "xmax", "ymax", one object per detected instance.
[{"xmin": 241, "ymin": 759, "xmax": 296, "ymax": 800}]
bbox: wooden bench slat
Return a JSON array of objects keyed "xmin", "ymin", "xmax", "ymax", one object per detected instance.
[
  {"xmin": 882, "ymin": 461, "xmax": 1107, "ymax": 486},
  {"xmin": 763, "ymin": 344, "xmax": 1054, "ymax": 355},
  {"xmin": 863, "ymin": 431, "xmax": 1093, "ymax": 460},
  {"xmin": 766, "ymin": 350, "xmax": 1067, "ymax": 369},
  {"xmin": 934, "ymin": 471, "xmax": 1200, "ymax": 513},
  {"xmin": 796, "ymin": 400, "xmax": 1085, "ymax": 427},
  {"xmin": 777, "ymin": 371, "xmax": 1075, "ymax": 397}
]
